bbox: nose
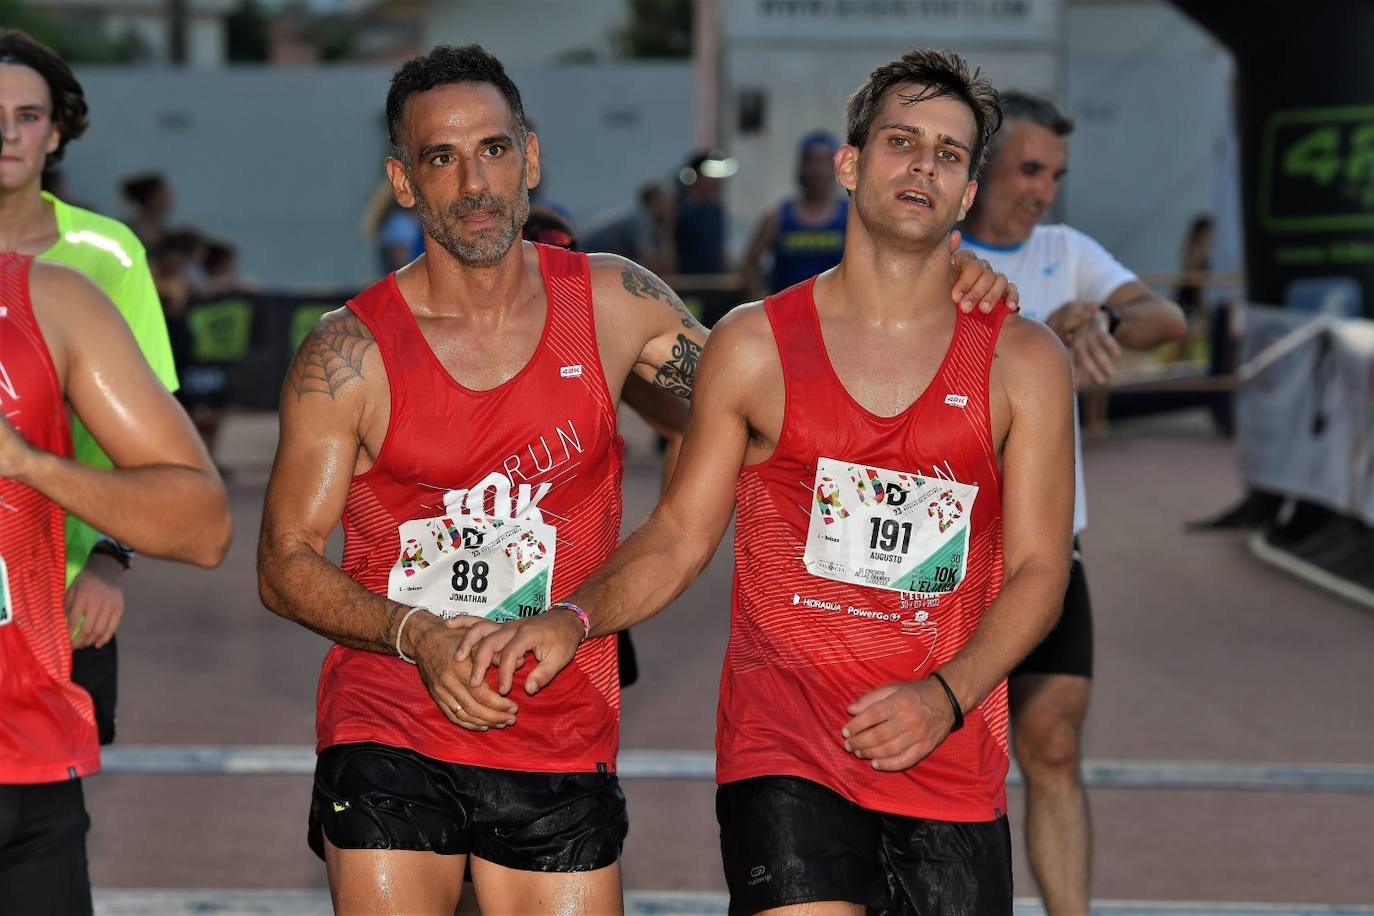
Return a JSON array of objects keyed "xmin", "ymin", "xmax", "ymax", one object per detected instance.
[
  {"xmin": 1032, "ymin": 172, "xmax": 1058, "ymax": 207},
  {"xmin": 909, "ymin": 142, "xmax": 937, "ymax": 179},
  {"xmin": 457, "ymin": 153, "xmax": 490, "ymax": 199}
]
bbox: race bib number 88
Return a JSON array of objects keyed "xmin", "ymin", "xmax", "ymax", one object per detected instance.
[
  {"xmin": 803, "ymin": 457, "xmax": 977, "ymax": 596},
  {"xmin": 387, "ymin": 473, "xmax": 556, "ymax": 623}
]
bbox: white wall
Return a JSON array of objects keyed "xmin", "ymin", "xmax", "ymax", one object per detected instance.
[
  {"xmin": 1063, "ymin": 0, "xmax": 1241, "ymax": 279},
  {"xmin": 424, "ymin": 0, "xmax": 628, "ymax": 65},
  {"xmin": 64, "ymin": 62, "xmax": 693, "ymax": 289}
]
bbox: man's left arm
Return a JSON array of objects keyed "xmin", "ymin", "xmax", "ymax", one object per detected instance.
[{"xmin": 842, "ymin": 317, "xmax": 1076, "ymax": 771}]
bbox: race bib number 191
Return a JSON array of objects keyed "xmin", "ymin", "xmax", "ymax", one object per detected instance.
[
  {"xmin": 387, "ymin": 473, "xmax": 556, "ymax": 623},
  {"xmin": 803, "ymin": 457, "xmax": 977, "ymax": 596}
]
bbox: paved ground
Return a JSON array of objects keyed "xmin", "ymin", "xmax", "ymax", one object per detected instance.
[{"xmin": 84, "ymin": 408, "xmax": 1373, "ymax": 908}]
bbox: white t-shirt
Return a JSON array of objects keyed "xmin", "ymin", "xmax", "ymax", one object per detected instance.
[{"xmin": 962, "ymin": 224, "xmax": 1138, "ymax": 534}]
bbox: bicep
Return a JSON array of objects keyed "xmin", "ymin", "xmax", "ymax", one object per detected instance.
[
  {"xmin": 61, "ymin": 283, "xmax": 209, "ymax": 473},
  {"xmin": 999, "ymin": 331, "xmax": 1075, "ymax": 573},
  {"xmin": 261, "ymin": 389, "xmax": 363, "ymax": 556}
]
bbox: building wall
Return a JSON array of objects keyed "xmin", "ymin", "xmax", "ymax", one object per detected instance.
[
  {"xmin": 64, "ymin": 61, "xmax": 693, "ymax": 289},
  {"xmin": 423, "ymin": 0, "xmax": 628, "ymax": 65}
]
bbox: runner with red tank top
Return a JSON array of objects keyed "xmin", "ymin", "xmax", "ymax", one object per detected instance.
[
  {"xmin": 0, "ymin": 251, "xmax": 227, "ymax": 913},
  {"xmin": 459, "ymin": 49, "xmax": 1075, "ymax": 915},
  {"xmin": 255, "ymin": 45, "xmax": 713, "ymax": 915}
]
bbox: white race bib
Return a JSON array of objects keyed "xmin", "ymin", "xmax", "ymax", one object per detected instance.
[
  {"xmin": 387, "ymin": 473, "xmax": 557, "ymax": 622},
  {"xmin": 803, "ymin": 457, "xmax": 977, "ymax": 596}
]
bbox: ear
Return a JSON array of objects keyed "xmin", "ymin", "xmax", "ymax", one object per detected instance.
[
  {"xmin": 385, "ymin": 157, "xmax": 416, "ymax": 208},
  {"xmin": 835, "ymin": 144, "xmax": 860, "ymax": 194},
  {"xmin": 956, "ymin": 179, "xmax": 978, "ymax": 223},
  {"xmin": 523, "ymin": 131, "xmax": 541, "ymax": 191},
  {"xmin": 45, "ymin": 126, "xmax": 60, "ymax": 157}
]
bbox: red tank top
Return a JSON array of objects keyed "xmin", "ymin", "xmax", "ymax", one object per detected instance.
[
  {"xmin": 316, "ymin": 244, "xmax": 625, "ymax": 773},
  {"xmin": 716, "ymin": 277, "xmax": 1012, "ymax": 821},
  {"xmin": 0, "ymin": 254, "xmax": 93, "ymax": 785}
]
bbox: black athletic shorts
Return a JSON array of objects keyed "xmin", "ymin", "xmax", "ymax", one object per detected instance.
[
  {"xmin": 1012, "ymin": 543, "xmax": 1093, "ymax": 679},
  {"xmin": 308, "ymin": 742, "xmax": 627, "ymax": 872},
  {"xmin": 717, "ymin": 776, "xmax": 1012, "ymax": 915},
  {"xmin": 0, "ymin": 779, "xmax": 93, "ymax": 915}
]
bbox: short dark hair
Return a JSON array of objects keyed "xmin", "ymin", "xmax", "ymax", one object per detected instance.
[
  {"xmin": 121, "ymin": 172, "xmax": 167, "ymax": 207},
  {"xmin": 0, "ymin": 29, "xmax": 89, "ymax": 166},
  {"xmin": 845, "ymin": 48, "xmax": 1001, "ymax": 177},
  {"xmin": 386, "ymin": 44, "xmax": 529, "ymax": 164},
  {"xmin": 999, "ymin": 91, "xmax": 1074, "ymax": 137}
]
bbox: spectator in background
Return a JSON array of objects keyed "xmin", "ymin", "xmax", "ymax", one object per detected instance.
[
  {"xmin": 522, "ymin": 204, "xmax": 578, "ymax": 250},
  {"xmin": 121, "ymin": 171, "xmax": 174, "ymax": 250},
  {"xmin": 376, "ymin": 200, "xmax": 424, "ymax": 272},
  {"xmin": 583, "ymin": 179, "xmax": 676, "ymax": 276},
  {"xmin": 740, "ymin": 130, "xmax": 848, "ymax": 297},
  {"xmin": 1176, "ymin": 214, "xmax": 1213, "ymax": 329},
  {"xmin": 674, "ymin": 149, "xmax": 735, "ymax": 275},
  {"xmin": 198, "ymin": 237, "xmax": 251, "ymax": 297}
]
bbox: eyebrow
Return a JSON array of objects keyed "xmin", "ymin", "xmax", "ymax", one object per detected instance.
[
  {"xmin": 1022, "ymin": 159, "xmax": 1070, "ymax": 177},
  {"xmin": 876, "ymin": 122, "xmax": 970, "ymax": 152},
  {"xmin": 416, "ymin": 133, "xmax": 514, "ymax": 161}
]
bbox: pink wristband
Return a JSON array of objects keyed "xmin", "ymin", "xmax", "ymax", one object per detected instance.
[{"xmin": 552, "ymin": 601, "xmax": 591, "ymax": 642}]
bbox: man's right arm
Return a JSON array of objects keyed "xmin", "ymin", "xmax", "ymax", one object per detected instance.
[{"xmin": 256, "ymin": 310, "xmax": 517, "ymax": 729}]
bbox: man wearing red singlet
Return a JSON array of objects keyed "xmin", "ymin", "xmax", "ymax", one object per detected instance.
[
  {"xmin": 255, "ymin": 44, "xmax": 1018, "ymax": 916},
  {"xmin": 460, "ymin": 49, "xmax": 1076, "ymax": 914},
  {"xmin": 0, "ymin": 248, "xmax": 230, "ymax": 913}
]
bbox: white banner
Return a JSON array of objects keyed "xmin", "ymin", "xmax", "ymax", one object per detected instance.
[
  {"xmin": 726, "ymin": 0, "xmax": 1060, "ymax": 44},
  {"xmin": 1236, "ymin": 307, "xmax": 1374, "ymax": 525}
]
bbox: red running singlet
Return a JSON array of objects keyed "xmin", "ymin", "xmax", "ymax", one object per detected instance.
[
  {"xmin": 316, "ymin": 244, "xmax": 625, "ymax": 773},
  {"xmin": 0, "ymin": 254, "xmax": 92, "ymax": 785},
  {"xmin": 716, "ymin": 277, "xmax": 1013, "ymax": 821}
]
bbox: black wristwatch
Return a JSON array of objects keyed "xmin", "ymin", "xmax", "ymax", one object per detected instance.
[
  {"xmin": 90, "ymin": 538, "xmax": 134, "ymax": 571},
  {"xmin": 1101, "ymin": 305, "xmax": 1122, "ymax": 337}
]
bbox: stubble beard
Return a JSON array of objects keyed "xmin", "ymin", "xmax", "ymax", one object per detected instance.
[{"xmin": 412, "ymin": 167, "xmax": 530, "ymax": 268}]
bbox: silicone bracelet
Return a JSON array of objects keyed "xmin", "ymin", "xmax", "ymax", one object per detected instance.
[
  {"xmin": 930, "ymin": 671, "xmax": 965, "ymax": 733},
  {"xmin": 395, "ymin": 606, "xmax": 425, "ymax": 664},
  {"xmin": 551, "ymin": 601, "xmax": 591, "ymax": 642}
]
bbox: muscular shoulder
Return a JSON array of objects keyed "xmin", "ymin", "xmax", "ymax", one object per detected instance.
[
  {"xmin": 588, "ymin": 252, "xmax": 683, "ymax": 311},
  {"xmin": 28, "ymin": 260, "xmax": 119, "ymax": 326},
  {"xmin": 284, "ymin": 306, "xmax": 381, "ymax": 402},
  {"xmin": 993, "ymin": 313, "xmax": 1072, "ymax": 396},
  {"xmin": 702, "ymin": 301, "xmax": 779, "ymax": 381}
]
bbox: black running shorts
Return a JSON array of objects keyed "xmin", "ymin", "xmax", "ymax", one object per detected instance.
[
  {"xmin": 1012, "ymin": 544, "xmax": 1093, "ymax": 679},
  {"xmin": 717, "ymin": 775, "xmax": 1012, "ymax": 916},
  {"xmin": 0, "ymin": 779, "xmax": 93, "ymax": 915},
  {"xmin": 308, "ymin": 742, "xmax": 627, "ymax": 872}
]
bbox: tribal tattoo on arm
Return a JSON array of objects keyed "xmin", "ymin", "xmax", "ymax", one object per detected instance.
[
  {"xmin": 653, "ymin": 333, "xmax": 702, "ymax": 399},
  {"xmin": 286, "ymin": 312, "xmax": 375, "ymax": 399},
  {"xmin": 621, "ymin": 264, "xmax": 705, "ymax": 330}
]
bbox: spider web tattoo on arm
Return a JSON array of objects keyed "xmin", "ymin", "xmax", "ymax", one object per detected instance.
[{"xmin": 287, "ymin": 312, "xmax": 376, "ymax": 399}]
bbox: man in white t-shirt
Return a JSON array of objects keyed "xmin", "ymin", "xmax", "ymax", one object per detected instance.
[{"xmin": 960, "ymin": 92, "xmax": 1185, "ymax": 916}]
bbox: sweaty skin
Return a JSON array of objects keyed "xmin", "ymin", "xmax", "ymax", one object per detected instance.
[{"xmin": 0, "ymin": 262, "xmax": 228, "ymax": 566}]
